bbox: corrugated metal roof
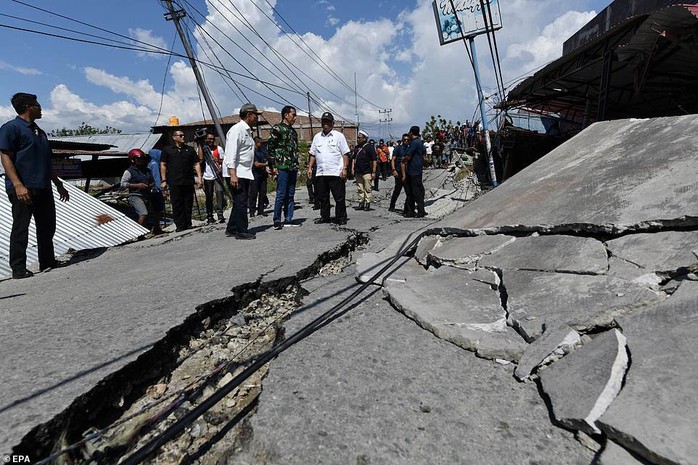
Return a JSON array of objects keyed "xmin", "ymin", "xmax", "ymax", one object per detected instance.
[
  {"xmin": 0, "ymin": 176, "xmax": 148, "ymax": 279},
  {"xmin": 50, "ymin": 133, "xmax": 162, "ymax": 153}
]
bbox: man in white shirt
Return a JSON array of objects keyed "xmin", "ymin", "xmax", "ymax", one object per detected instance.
[
  {"xmin": 307, "ymin": 112, "xmax": 350, "ymax": 225},
  {"xmin": 224, "ymin": 103, "xmax": 262, "ymax": 240}
]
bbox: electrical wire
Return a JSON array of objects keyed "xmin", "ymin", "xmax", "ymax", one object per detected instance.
[
  {"xmin": 119, "ymin": 230, "xmax": 427, "ymax": 465},
  {"xmin": 152, "ymin": 32, "xmax": 179, "ymax": 129}
]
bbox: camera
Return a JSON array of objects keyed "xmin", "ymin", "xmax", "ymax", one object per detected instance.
[{"xmin": 194, "ymin": 127, "xmax": 209, "ymax": 141}]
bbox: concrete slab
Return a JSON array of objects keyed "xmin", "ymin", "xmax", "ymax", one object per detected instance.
[
  {"xmin": 598, "ymin": 441, "xmax": 647, "ymax": 465},
  {"xmin": 436, "ymin": 115, "xmax": 698, "ymax": 233},
  {"xmin": 480, "ymin": 235, "xmax": 608, "ymax": 274},
  {"xmin": 414, "ymin": 235, "xmax": 441, "ymax": 266},
  {"xmin": 606, "ymin": 231, "xmax": 698, "ymax": 272},
  {"xmin": 598, "ymin": 281, "xmax": 698, "ymax": 465},
  {"xmin": 515, "ymin": 325, "xmax": 581, "ymax": 381},
  {"xmin": 607, "ymin": 256, "xmax": 645, "ymax": 281},
  {"xmin": 539, "ymin": 329, "xmax": 628, "ymax": 435},
  {"xmin": 384, "ymin": 267, "xmax": 526, "ymax": 361},
  {"xmin": 504, "ymin": 270, "xmax": 665, "ymax": 341},
  {"xmin": 249, "ymin": 271, "xmax": 594, "ymax": 465},
  {"xmin": 428, "ymin": 235, "xmax": 516, "ymax": 270},
  {"xmin": 355, "ymin": 229, "xmax": 430, "ymax": 284}
]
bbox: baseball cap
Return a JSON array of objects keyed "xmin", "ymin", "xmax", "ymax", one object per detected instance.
[
  {"xmin": 320, "ymin": 112, "xmax": 334, "ymax": 122},
  {"xmin": 239, "ymin": 103, "xmax": 263, "ymax": 117}
]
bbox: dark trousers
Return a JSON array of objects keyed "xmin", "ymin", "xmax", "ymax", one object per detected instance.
[
  {"xmin": 316, "ymin": 176, "xmax": 347, "ymax": 221},
  {"xmin": 380, "ymin": 161, "xmax": 389, "ymax": 180},
  {"xmin": 307, "ymin": 169, "xmax": 317, "ymax": 203},
  {"xmin": 249, "ymin": 172, "xmax": 268, "ymax": 215},
  {"xmin": 390, "ymin": 174, "xmax": 404, "ymax": 210},
  {"xmin": 7, "ymin": 188, "xmax": 57, "ymax": 273},
  {"xmin": 203, "ymin": 179, "xmax": 225, "ymax": 220},
  {"xmin": 403, "ymin": 174, "xmax": 425, "ymax": 215},
  {"xmin": 170, "ymin": 184, "xmax": 194, "ymax": 230},
  {"xmin": 226, "ymin": 178, "xmax": 251, "ymax": 234}
]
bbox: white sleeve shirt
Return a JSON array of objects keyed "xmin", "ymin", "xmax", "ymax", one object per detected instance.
[
  {"xmin": 309, "ymin": 129, "xmax": 350, "ymax": 177},
  {"xmin": 224, "ymin": 121, "xmax": 254, "ymax": 180}
]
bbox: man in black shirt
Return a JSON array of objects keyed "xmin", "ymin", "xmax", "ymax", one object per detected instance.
[
  {"xmin": 160, "ymin": 130, "xmax": 203, "ymax": 232},
  {"xmin": 351, "ymin": 130, "xmax": 377, "ymax": 211}
]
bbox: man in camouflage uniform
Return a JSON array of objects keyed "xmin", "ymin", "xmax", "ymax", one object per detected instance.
[{"xmin": 267, "ymin": 105, "xmax": 300, "ymax": 229}]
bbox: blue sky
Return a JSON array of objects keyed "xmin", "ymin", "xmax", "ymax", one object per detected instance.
[{"xmin": 0, "ymin": 0, "xmax": 611, "ymax": 138}]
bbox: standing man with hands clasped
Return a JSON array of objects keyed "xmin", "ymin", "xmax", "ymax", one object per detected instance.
[
  {"xmin": 0, "ymin": 93, "xmax": 70, "ymax": 279},
  {"xmin": 224, "ymin": 103, "xmax": 263, "ymax": 240},
  {"xmin": 307, "ymin": 112, "xmax": 350, "ymax": 225},
  {"xmin": 160, "ymin": 129, "xmax": 202, "ymax": 232}
]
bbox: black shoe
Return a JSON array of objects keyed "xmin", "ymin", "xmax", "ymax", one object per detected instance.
[
  {"xmin": 218, "ymin": 217, "xmax": 226, "ymax": 224},
  {"xmin": 364, "ymin": 203, "xmax": 371, "ymax": 211},
  {"xmin": 273, "ymin": 221, "xmax": 283, "ymax": 230},
  {"xmin": 334, "ymin": 218, "xmax": 348, "ymax": 225},
  {"xmin": 234, "ymin": 232, "xmax": 256, "ymax": 240},
  {"xmin": 403, "ymin": 212, "xmax": 416, "ymax": 218},
  {"xmin": 12, "ymin": 270, "xmax": 34, "ymax": 279},
  {"xmin": 388, "ymin": 207, "xmax": 396, "ymax": 212},
  {"xmin": 175, "ymin": 226, "xmax": 190, "ymax": 232},
  {"xmin": 416, "ymin": 212, "xmax": 427, "ymax": 218},
  {"xmin": 355, "ymin": 202, "xmax": 364, "ymax": 210},
  {"xmin": 314, "ymin": 218, "xmax": 331, "ymax": 224},
  {"xmin": 207, "ymin": 217, "xmax": 216, "ymax": 224}
]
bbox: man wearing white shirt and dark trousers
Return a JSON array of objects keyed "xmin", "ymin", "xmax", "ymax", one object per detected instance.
[
  {"xmin": 224, "ymin": 103, "xmax": 262, "ymax": 240},
  {"xmin": 307, "ymin": 112, "xmax": 350, "ymax": 225}
]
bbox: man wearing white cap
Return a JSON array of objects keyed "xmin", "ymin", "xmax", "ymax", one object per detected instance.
[
  {"xmin": 351, "ymin": 130, "xmax": 377, "ymax": 211},
  {"xmin": 307, "ymin": 112, "xmax": 351, "ymax": 225},
  {"xmin": 224, "ymin": 103, "xmax": 263, "ymax": 239}
]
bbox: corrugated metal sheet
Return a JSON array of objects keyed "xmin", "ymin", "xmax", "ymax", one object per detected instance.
[
  {"xmin": 50, "ymin": 133, "xmax": 162, "ymax": 153},
  {"xmin": 0, "ymin": 176, "xmax": 148, "ymax": 279}
]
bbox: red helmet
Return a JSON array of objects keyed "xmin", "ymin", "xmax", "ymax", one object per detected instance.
[{"xmin": 128, "ymin": 148, "xmax": 147, "ymax": 160}]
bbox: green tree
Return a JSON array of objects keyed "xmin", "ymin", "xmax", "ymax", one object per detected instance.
[{"xmin": 50, "ymin": 122, "xmax": 122, "ymax": 137}]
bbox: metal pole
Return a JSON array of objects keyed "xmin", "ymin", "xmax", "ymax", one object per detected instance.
[
  {"xmin": 469, "ymin": 36, "xmax": 498, "ymax": 187},
  {"xmin": 307, "ymin": 91, "xmax": 314, "ymax": 139},
  {"xmin": 164, "ymin": 0, "xmax": 227, "ymax": 149},
  {"xmin": 354, "ymin": 72, "xmax": 359, "ymax": 144}
]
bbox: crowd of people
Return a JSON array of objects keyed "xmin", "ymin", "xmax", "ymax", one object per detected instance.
[
  {"xmin": 1, "ymin": 93, "xmax": 435, "ymax": 279},
  {"xmin": 131, "ymin": 103, "xmax": 433, "ymax": 241}
]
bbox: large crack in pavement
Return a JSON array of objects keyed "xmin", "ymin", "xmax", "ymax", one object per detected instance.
[{"xmin": 14, "ymin": 232, "xmax": 369, "ymax": 464}]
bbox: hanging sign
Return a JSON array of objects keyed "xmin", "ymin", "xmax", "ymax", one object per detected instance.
[{"xmin": 432, "ymin": 0, "xmax": 503, "ymax": 45}]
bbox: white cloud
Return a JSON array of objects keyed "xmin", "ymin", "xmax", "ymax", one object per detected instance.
[
  {"xmin": 27, "ymin": 0, "xmax": 601, "ymax": 139},
  {"xmin": 327, "ymin": 16, "xmax": 340, "ymax": 26},
  {"xmin": 128, "ymin": 28, "xmax": 169, "ymax": 58},
  {"xmin": 0, "ymin": 60, "xmax": 42, "ymax": 76}
]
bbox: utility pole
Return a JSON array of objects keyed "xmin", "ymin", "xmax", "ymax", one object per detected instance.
[
  {"xmin": 307, "ymin": 91, "xmax": 314, "ymax": 139},
  {"xmin": 379, "ymin": 109, "xmax": 393, "ymax": 141},
  {"xmin": 354, "ymin": 72, "xmax": 359, "ymax": 144},
  {"xmin": 164, "ymin": 0, "xmax": 226, "ymax": 148}
]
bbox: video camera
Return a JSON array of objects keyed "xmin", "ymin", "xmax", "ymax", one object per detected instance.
[{"xmin": 194, "ymin": 127, "xmax": 209, "ymax": 142}]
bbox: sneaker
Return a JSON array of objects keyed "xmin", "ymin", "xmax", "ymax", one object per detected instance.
[
  {"xmin": 273, "ymin": 221, "xmax": 283, "ymax": 230},
  {"xmin": 12, "ymin": 270, "xmax": 34, "ymax": 279},
  {"xmin": 234, "ymin": 232, "xmax": 256, "ymax": 240},
  {"xmin": 284, "ymin": 219, "xmax": 301, "ymax": 227}
]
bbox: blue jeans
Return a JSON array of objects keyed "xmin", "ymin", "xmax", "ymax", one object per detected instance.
[{"xmin": 274, "ymin": 169, "xmax": 297, "ymax": 223}]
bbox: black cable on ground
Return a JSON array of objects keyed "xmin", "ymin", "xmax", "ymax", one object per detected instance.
[{"xmin": 119, "ymin": 230, "xmax": 427, "ymax": 465}]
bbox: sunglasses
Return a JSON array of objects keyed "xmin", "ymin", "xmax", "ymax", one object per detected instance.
[{"xmin": 174, "ymin": 134, "xmax": 184, "ymax": 137}]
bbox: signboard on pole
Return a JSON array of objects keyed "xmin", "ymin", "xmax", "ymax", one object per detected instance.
[{"xmin": 432, "ymin": 0, "xmax": 502, "ymax": 45}]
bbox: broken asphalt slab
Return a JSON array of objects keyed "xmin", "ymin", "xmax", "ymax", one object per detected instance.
[
  {"xmin": 598, "ymin": 281, "xmax": 698, "ymax": 465},
  {"xmin": 435, "ymin": 115, "xmax": 698, "ymax": 233},
  {"xmin": 504, "ymin": 270, "xmax": 665, "ymax": 341},
  {"xmin": 247, "ymin": 269, "xmax": 595, "ymax": 465},
  {"xmin": 384, "ymin": 266, "xmax": 526, "ymax": 362}
]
